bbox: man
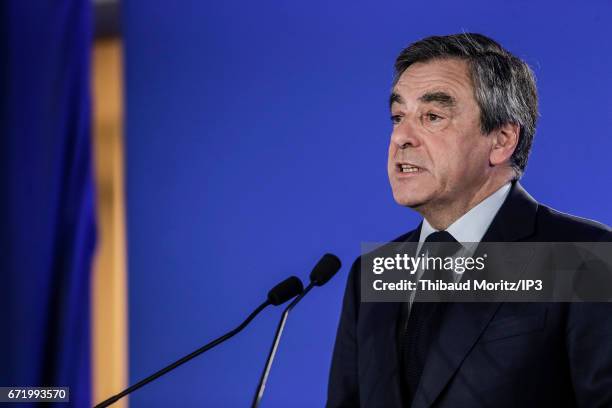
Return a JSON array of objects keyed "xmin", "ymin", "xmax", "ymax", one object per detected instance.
[{"xmin": 327, "ymin": 33, "xmax": 611, "ymax": 407}]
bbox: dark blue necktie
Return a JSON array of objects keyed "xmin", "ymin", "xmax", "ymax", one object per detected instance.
[{"xmin": 400, "ymin": 230, "xmax": 461, "ymax": 406}]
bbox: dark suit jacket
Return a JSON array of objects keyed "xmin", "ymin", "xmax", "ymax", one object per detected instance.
[{"xmin": 327, "ymin": 182, "xmax": 612, "ymax": 407}]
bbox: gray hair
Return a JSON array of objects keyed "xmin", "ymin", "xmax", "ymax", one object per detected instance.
[{"xmin": 393, "ymin": 33, "xmax": 538, "ymax": 179}]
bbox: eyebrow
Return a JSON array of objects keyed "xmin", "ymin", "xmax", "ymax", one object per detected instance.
[
  {"xmin": 389, "ymin": 92, "xmax": 404, "ymax": 109},
  {"xmin": 418, "ymin": 91, "xmax": 457, "ymax": 108},
  {"xmin": 389, "ymin": 90, "xmax": 457, "ymax": 110}
]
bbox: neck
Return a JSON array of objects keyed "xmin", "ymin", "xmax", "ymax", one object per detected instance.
[{"xmin": 418, "ymin": 174, "xmax": 512, "ymax": 230}]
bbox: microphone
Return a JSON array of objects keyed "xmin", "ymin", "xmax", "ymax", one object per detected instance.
[
  {"xmin": 94, "ymin": 276, "xmax": 304, "ymax": 408},
  {"xmin": 251, "ymin": 254, "xmax": 342, "ymax": 408},
  {"xmin": 267, "ymin": 276, "xmax": 304, "ymax": 305}
]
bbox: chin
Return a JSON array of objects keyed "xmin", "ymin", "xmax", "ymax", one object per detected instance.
[
  {"xmin": 389, "ymin": 173, "xmax": 436, "ymax": 206},
  {"xmin": 392, "ymin": 190, "xmax": 428, "ymax": 208}
]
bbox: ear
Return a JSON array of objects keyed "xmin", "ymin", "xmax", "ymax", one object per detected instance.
[{"xmin": 489, "ymin": 123, "xmax": 520, "ymax": 166}]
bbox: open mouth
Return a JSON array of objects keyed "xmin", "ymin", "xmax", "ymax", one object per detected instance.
[{"xmin": 396, "ymin": 163, "xmax": 422, "ymax": 173}]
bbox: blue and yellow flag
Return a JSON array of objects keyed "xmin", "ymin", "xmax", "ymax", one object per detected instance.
[{"xmin": 0, "ymin": 2, "xmax": 95, "ymax": 407}]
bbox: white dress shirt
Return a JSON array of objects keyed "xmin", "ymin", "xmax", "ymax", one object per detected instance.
[
  {"xmin": 409, "ymin": 182, "xmax": 511, "ymax": 299},
  {"xmin": 418, "ymin": 182, "xmax": 512, "ymax": 253}
]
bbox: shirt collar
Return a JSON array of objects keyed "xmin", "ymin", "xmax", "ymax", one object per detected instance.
[{"xmin": 419, "ymin": 182, "xmax": 512, "ymax": 244}]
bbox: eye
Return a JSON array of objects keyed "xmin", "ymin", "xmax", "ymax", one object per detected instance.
[
  {"xmin": 390, "ymin": 114, "xmax": 402, "ymax": 125},
  {"xmin": 425, "ymin": 113, "xmax": 443, "ymax": 122}
]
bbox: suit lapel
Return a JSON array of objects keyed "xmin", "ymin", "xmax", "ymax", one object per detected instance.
[
  {"xmin": 411, "ymin": 181, "xmax": 539, "ymax": 408},
  {"xmin": 479, "ymin": 181, "xmax": 538, "ymax": 244},
  {"xmin": 360, "ymin": 225, "xmax": 422, "ymax": 407}
]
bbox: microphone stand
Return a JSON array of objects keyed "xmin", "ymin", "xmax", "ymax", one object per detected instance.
[
  {"xmin": 95, "ymin": 300, "xmax": 271, "ymax": 408},
  {"xmin": 251, "ymin": 283, "xmax": 315, "ymax": 408}
]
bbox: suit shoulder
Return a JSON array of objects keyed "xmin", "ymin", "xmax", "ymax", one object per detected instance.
[
  {"xmin": 349, "ymin": 227, "xmax": 420, "ymax": 270},
  {"xmin": 391, "ymin": 228, "xmax": 420, "ymax": 243},
  {"xmin": 535, "ymin": 204, "xmax": 611, "ymax": 241}
]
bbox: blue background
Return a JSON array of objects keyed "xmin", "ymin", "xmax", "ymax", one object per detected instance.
[
  {"xmin": 122, "ymin": 1, "xmax": 611, "ymax": 406},
  {"xmin": 0, "ymin": 2, "xmax": 94, "ymax": 406}
]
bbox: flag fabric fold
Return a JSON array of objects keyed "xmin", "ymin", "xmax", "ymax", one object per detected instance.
[{"xmin": 0, "ymin": 2, "xmax": 95, "ymax": 407}]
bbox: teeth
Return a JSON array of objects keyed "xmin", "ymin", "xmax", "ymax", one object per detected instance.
[{"xmin": 400, "ymin": 164, "xmax": 419, "ymax": 173}]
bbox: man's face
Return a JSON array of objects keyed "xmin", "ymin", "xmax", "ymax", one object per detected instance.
[{"xmin": 388, "ymin": 58, "xmax": 492, "ymax": 211}]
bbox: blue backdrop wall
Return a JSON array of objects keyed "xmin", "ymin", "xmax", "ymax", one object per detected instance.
[{"xmin": 123, "ymin": 1, "xmax": 612, "ymax": 406}]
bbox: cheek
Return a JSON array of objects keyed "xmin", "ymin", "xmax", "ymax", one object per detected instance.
[
  {"xmin": 454, "ymin": 137, "xmax": 490, "ymax": 177},
  {"xmin": 434, "ymin": 139, "xmax": 475, "ymax": 181},
  {"xmin": 388, "ymin": 135, "xmax": 400, "ymax": 157},
  {"xmin": 428, "ymin": 140, "xmax": 455, "ymax": 177},
  {"xmin": 389, "ymin": 138, "xmax": 404, "ymax": 161}
]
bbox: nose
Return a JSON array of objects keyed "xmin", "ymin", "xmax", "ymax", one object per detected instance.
[{"xmin": 390, "ymin": 117, "xmax": 421, "ymax": 150}]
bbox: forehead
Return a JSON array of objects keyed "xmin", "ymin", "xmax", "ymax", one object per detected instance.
[{"xmin": 392, "ymin": 58, "xmax": 474, "ymax": 104}]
